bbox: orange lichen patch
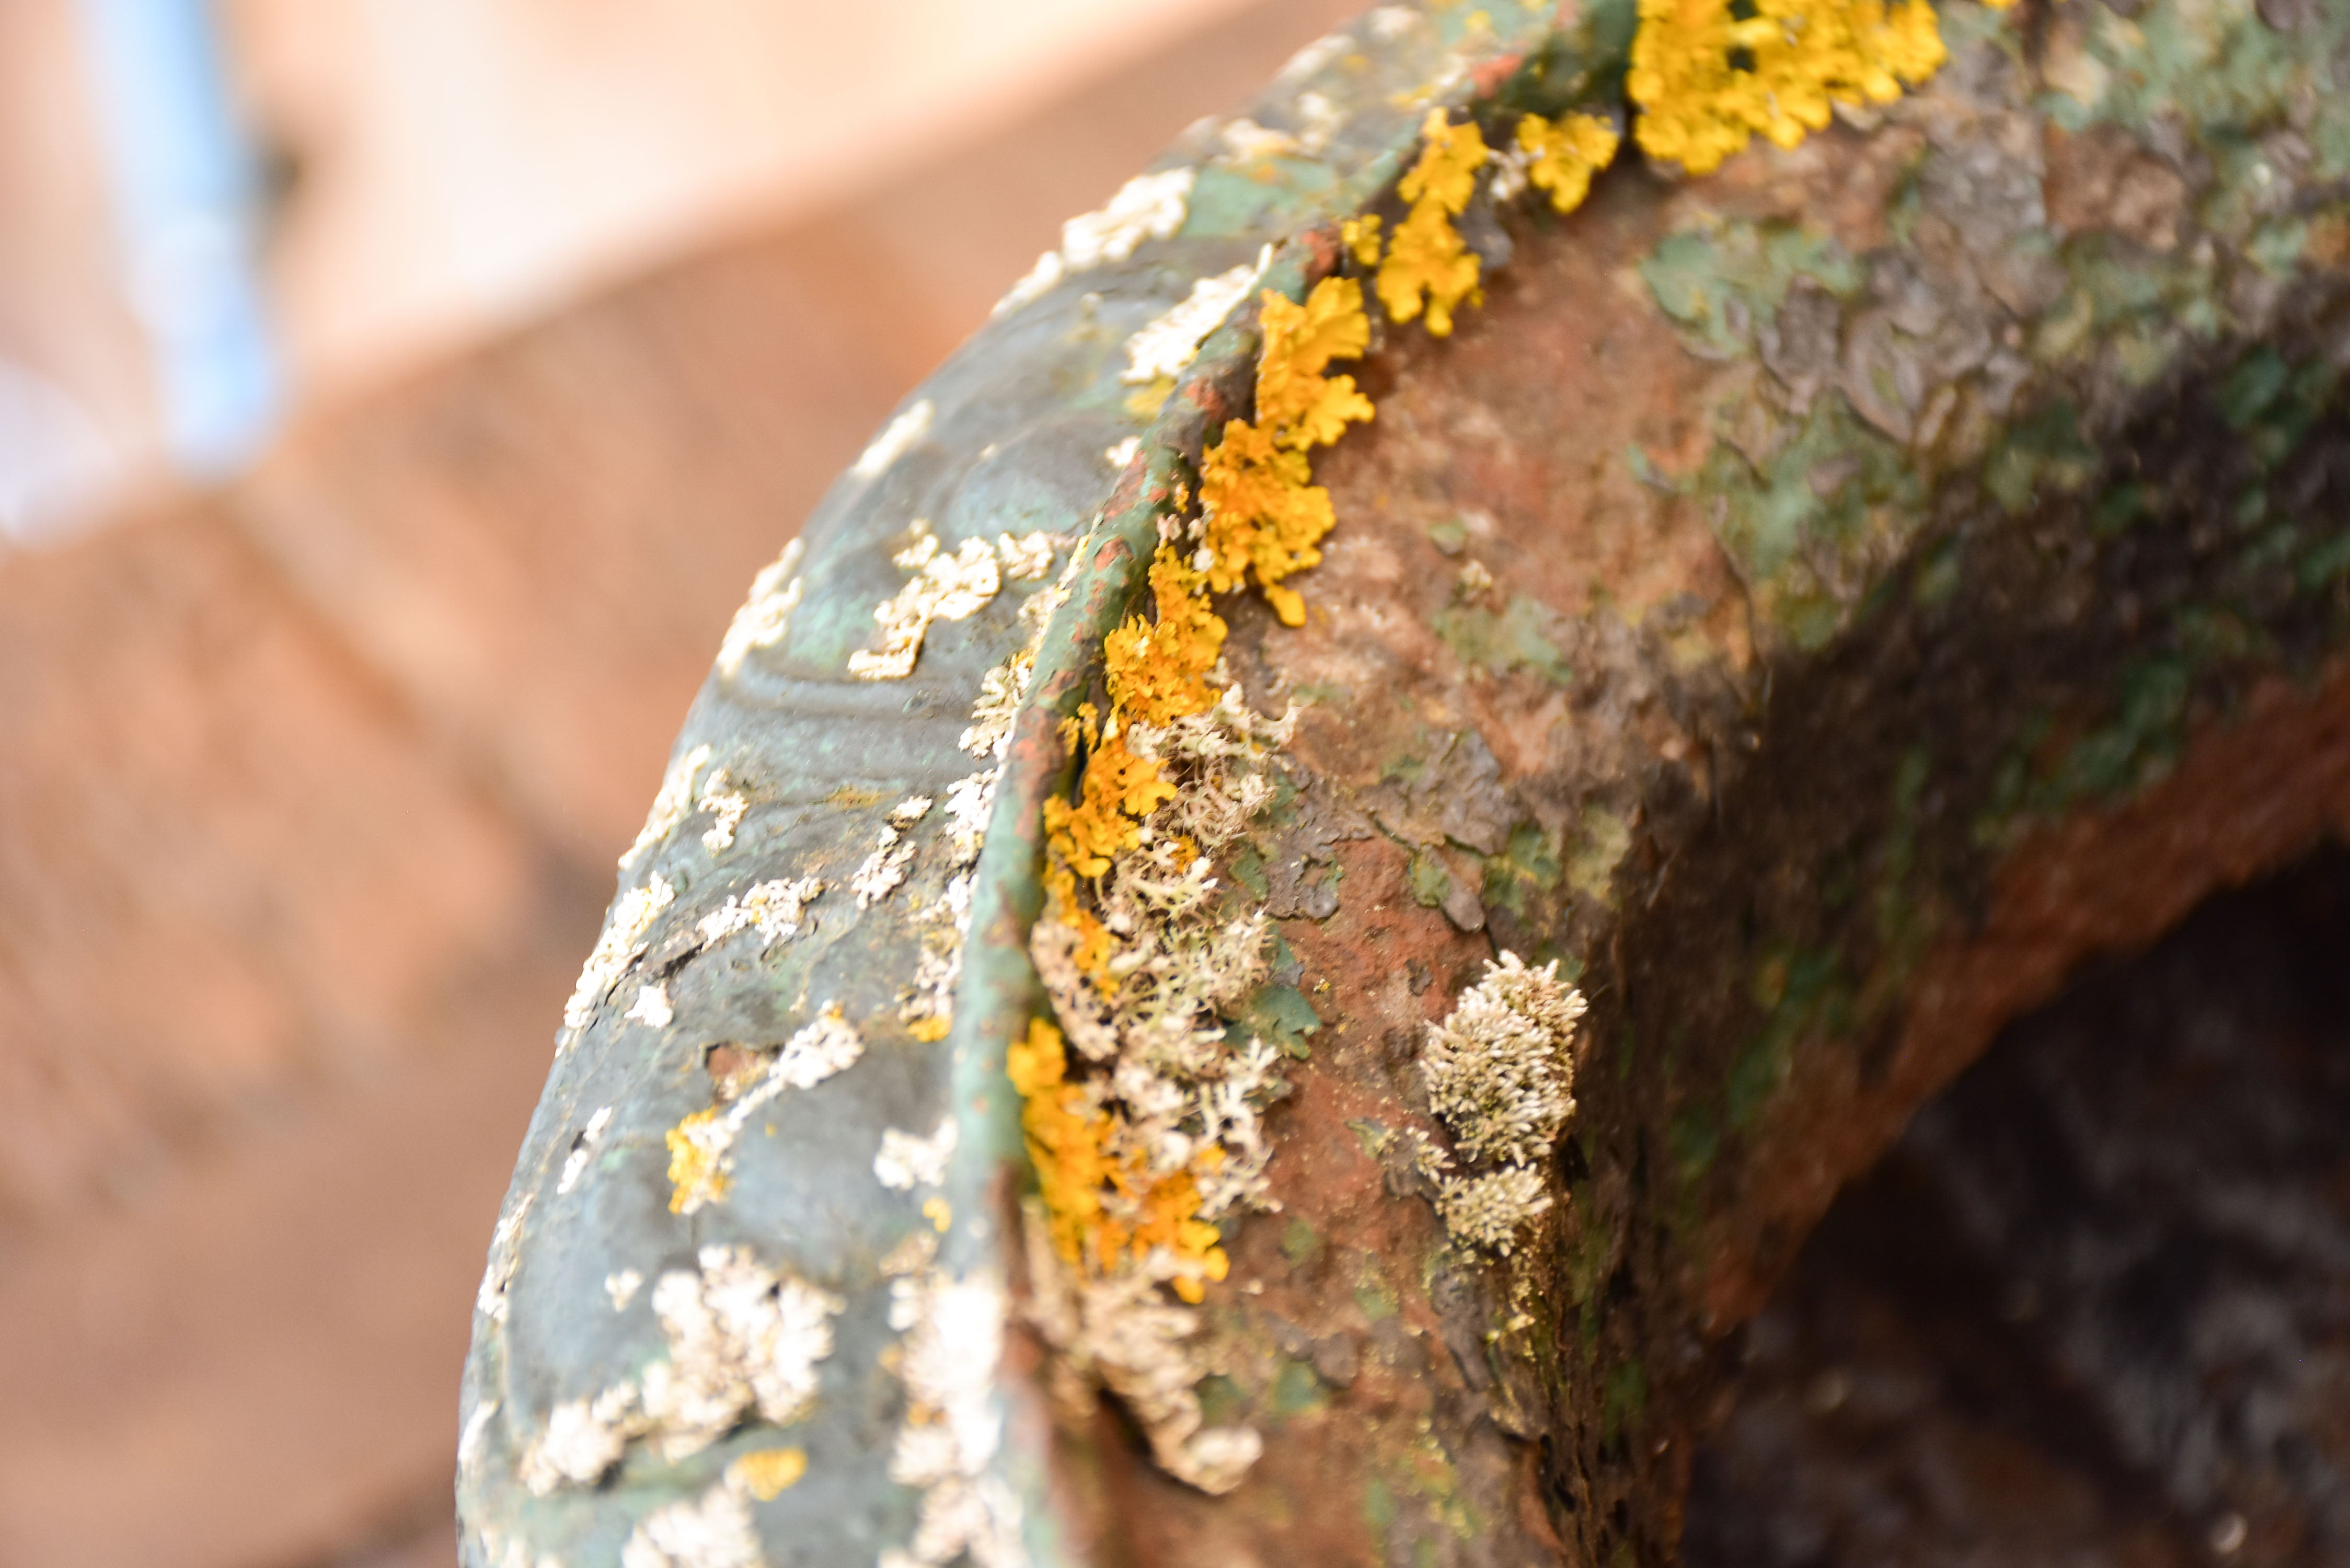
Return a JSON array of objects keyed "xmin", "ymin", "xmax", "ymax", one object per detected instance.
[
  {"xmin": 1045, "ymin": 730, "xmax": 1177, "ymax": 877},
  {"xmin": 1377, "ymin": 109, "xmax": 1489, "ymax": 336},
  {"xmin": 1008, "ymin": 1019, "xmax": 1116, "ymax": 1263},
  {"xmin": 1104, "ymin": 547, "xmax": 1228, "ymax": 727},
  {"xmin": 1398, "ymin": 108, "xmax": 1489, "ymax": 214},
  {"xmin": 1192, "ymin": 274, "xmax": 1376, "ymax": 626},
  {"xmin": 1628, "ymin": 0, "xmax": 1946, "ymax": 176},
  {"xmin": 1253, "ymin": 278, "xmax": 1376, "ymax": 449},
  {"xmin": 1101, "ymin": 1161, "xmax": 1231, "ymax": 1304},
  {"xmin": 1199, "ymin": 420, "xmax": 1338, "ymax": 628},
  {"xmin": 1519, "ymin": 111, "xmax": 1622, "ymax": 214}
]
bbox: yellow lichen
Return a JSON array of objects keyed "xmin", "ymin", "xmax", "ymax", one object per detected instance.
[
  {"xmin": 1341, "ymin": 213, "xmax": 1384, "ymax": 267},
  {"xmin": 1198, "ymin": 420, "xmax": 1337, "ymax": 628},
  {"xmin": 665, "ymin": 1108, "xmax": 731, "ymax": 1214},
  {"xmin": 1008, "ymin": 1019, "xmax": 1115, "ymax": 1263},
  {"xmin": 1044, "ymin": 730, "xmax": 1178, "ymax": 878},
  {"xmin": 1253, "ymin": 279, "xmax": 1376, "ymax": 450},
  {"xmin": 1010, "ymin": 1021, "xmax": 1231, "ymax": 1298},
  {"xmin": 1103, "ymin": 548, "xmax": 1227, "ymax": 728},
  {"xmin": 1518, "ymin": 111, "xmax": 1622, "ymax": 214},
  {"xmin": 1376, "ymin": 109, "xmax": 1489, "ymax": 336},
  {"xmin": 726, "ymin": 1447, "xmax": 808, "ymax": 1501},
  {"xmin": 1627, "ymin": 0, "xmax": 1946, "ymax": 176}
]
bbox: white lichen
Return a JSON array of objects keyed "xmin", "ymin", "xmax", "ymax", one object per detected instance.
[
  {"xmin": 642, "ymin": 1245, "xmax": 843, "ymax": 1458},
  {"xmin": 1121, "ymin": 247, "xmax": 1272, "ymax": 387},
  {"xmin": 698, "ymin": 768, "xmax": 750, "ymax": 852},
  {"xmin": 849, "ymin": 522, "xmax": 1003, "ymax": 681},
  {"xmin": 853, "ymin": 399, "xmax": 932, "ymax": 479},
  {"xmin": 1487, "ymin": 141, "xmax": 1531, "ymax": 204},
  {"xmin": 994, "ymin": 531, "xmax": 1054, "ymax": 582},
  {"xmin": 851, "ymin": 829, "xmax": 918, "ymax": 909},
  {"xmin": 944, "ymin": 769, "xmax": 998, "ymax": 859},
  {"xmin": 994, "ymin": 168, "xmax": 1195, "ymax": 316},
  {"xmin": 1103, "ymin": 435, "xmax": 1141, "ymax": 471},
  {"xmin": 880, "ymin": 1268, "xmax": 1025, "ymax": 1568},
  {"xmin": 526, "ymin": 1244, "xmax": 845, "ymax": 1501},
  {"xmin": 1294, "ymin": 90, "xmax": 1343, "ymax": 155},
  {"xmin": 1276, "ymin": 30, "xmax": 1350, "ymax": 83},
  {"xmin": 697, "ymin": 877, "xmax": 823, "ymax": 948},
  {"xmin": 626, "ymin": 982, "xmax": 674, "ymax": 1029},
  {"xmin": 522, "ymin": 1383, "xmax": 642, "ymax": 1493},
  {"xmin": 1435, "ymin": 1167, "xmax": 1553, "ymax": 1255},
  {"xmin": 564, "ymin": 873, "xmax": 676, "ymax": 1032},
  {"xmin": 476, "ymin": 1195, "xmax": 532, "ymax": 1322},
  {"xmin": 1216, "ymin": 118, "xmax": 1299, "ymax": 163},
  {"xmin": 874, "ymin": 1119, "xmax": 959, "ymax": 1191},
  {"xmin": 960, "ymin": 654, "xmax": 1032, "ymax": 759},
  {"xmin": 621, "ymin": 1480, "xmax": 764, "ymax": 1568},
  {"xmin": 717, "ymin": 540, "xmax": 807, "ymax": 678},
  {"xmin": 1018, "ymin": 683, "xmax": 1305, "ymax": 1485},
  {"xmin": 607, "ymin": 1269, "xmax": 645, "ymax": 1311},
  {"xmin": 1418, "ymin": 952, "xmax": 1586, "ymax": 1254},
  {"xmin": 670, "ymin": 1005, "xmax": 866, "ymax": 1215},
  {"xmin": 623, "ymin": 745, "xmax": 713, "ymax": 869},
  {"xmin": 1021, "ymin": 1206, "xmax": 1263, "ymax": 1495},
  {"xmin": 459, "ymin": 1398, "xmax": 499, "ymax": 1475},
  {"xmin": 558, "ymin": 1106, "xmax": 615, "ymax": 1195}
]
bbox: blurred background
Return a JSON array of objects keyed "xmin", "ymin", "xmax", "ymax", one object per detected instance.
[{"xmin": 0, "ymin": 2, "xmax": 1360, "ymax": 1563}]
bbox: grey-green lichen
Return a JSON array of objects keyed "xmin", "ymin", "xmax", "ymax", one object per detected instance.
[{"xmin": 1415, "ymin": 953, "xmax": 1588, "ymax": 1254}]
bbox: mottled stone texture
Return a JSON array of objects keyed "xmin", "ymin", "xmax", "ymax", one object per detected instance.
[{"xmin": 464, "ymin": 0, "xmax": 2350, "ymax": 1564}]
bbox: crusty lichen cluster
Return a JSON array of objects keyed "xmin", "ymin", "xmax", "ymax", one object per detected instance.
[
  {"xmin": 1629, "ymin": 0, "xmax": 1954, "ymax": 175},
  {"xmin": 1414, "ymin": 953, "xmax": 1587, "ymax": 1255}
]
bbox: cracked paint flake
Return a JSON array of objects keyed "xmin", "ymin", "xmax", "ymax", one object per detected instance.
[{"xmin": 716, "ymin": 540, "xmax": 807, "ymax": 678}]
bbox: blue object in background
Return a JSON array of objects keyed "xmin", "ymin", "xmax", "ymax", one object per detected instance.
[{"xmin": 78, "ymin": 0, "xmax": 280, "ymax": 476}]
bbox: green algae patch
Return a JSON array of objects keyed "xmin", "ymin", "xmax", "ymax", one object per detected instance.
[
  {"xmin": 1640, "ymin": 221, "xmax": 1862, "ymax": 360},
  {"xmin": 1695, "ymin": 395, "xmax": 1923, "ymax": 650},
  {"xmin": 1432, "ymin": 595, "xmax": 1573, "ymax": 684}
]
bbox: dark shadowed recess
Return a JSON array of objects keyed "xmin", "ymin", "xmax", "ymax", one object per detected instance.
[{"xmin": 1682, "ymin": 842, "xmax": 2350, "ymax": 1567}]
